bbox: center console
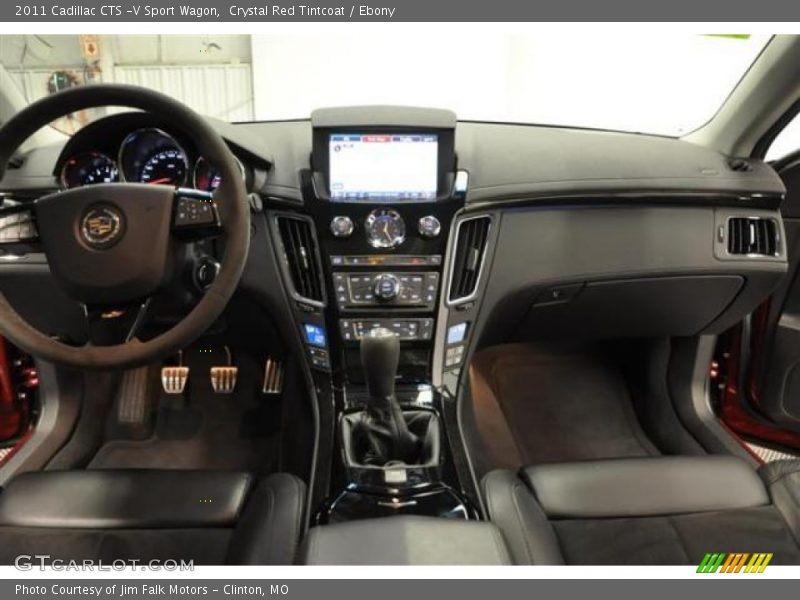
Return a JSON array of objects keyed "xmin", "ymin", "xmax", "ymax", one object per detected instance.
[{"xmin": 294, "ymin": 107, "xmax": 476, "ymax": 524}]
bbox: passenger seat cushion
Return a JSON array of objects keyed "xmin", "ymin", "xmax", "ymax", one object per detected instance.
[
  {"xmin": 523, "ymin": 456, "xmax": 770, "ymax": 518},
  {"xmin": 481, "ymin": 470, "xmax": 564, "ymax": 565},
  {"xmin": 552, "ymin": 506, "xmax": 800, "ymax": 565},
  {"xmin": 760, "ymin": 459, "xmax": 800, "ymax": 546},
  {"xmin": 484, "ymin": 456, "xmax": 800, "ymax": 565}
]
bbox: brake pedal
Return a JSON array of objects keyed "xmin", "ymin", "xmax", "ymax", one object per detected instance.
[
  {"xmin": 262, "ymin": 357, "xmax": 284, "ymax": 395},
  {"xmin": 210, "ymin": 367, "xmax": 238, "ymax": 394},
  {"xmin": 210, "ymin": 346, "xmax": 238, "ymax": 394},
  {"xmin": 161, "ymin": 366, "xmax": 189, "ymax": 395}
]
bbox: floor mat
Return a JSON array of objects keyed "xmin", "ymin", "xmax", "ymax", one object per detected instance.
[
  {"xmin": 469, "ymin": 344, "xmax": 659, "ymax": 467},
  {"xmin": 89, "ymin": 348, "xmax": 281, "ymax": 474}
]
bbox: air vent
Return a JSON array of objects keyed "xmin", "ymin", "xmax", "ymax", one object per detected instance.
[
  {"xmin": 275, "ymin": 215, "xmax": 324, "ymax": 305},
  {"xmin": 448, "ymin": 215, "xmax": 491, "ymax": 303},
  {"xmin": 728, "ymin": 217, "xmax": 778, "ymax": 257}
]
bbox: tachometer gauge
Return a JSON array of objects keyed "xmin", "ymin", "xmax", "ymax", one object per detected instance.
[
  {"xmin": 118, "ymin": 128, "xmax": 188, "ymax": 186},
  {"xmin": 365, "ymin": 208, "xmax": 406, "ymax": 249},
  {"xmin": 193, "ymin": 156, "xmax": 246, "ymax": 192},
  {"xmin": 60, "ymin": 152, "xmax": 119, "ymax": 188}
]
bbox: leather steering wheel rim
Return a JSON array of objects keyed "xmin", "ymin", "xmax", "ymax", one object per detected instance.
[{"xmin": 0, "ymin": 84, "xmax": 250, "ymax": 370}]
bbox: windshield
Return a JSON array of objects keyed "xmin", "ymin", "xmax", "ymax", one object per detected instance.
[{"xmin": 0, "ymin": 33, "xmax": 771, "ymax": 137}]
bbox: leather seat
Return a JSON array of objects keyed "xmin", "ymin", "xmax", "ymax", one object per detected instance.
[
  {"xmin": 484, "ymin": 456, "xmax": 800, "ymax": 565},
  {"xmin": 0, "ymin": 469, "xmax": 306, "ymax": 565}
]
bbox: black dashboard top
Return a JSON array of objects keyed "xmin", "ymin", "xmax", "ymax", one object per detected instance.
[{"xmin": 0, "ymin": 108, "xmax": 786, "ymax": 209}]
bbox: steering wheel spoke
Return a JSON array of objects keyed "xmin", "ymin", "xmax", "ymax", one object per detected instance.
[
  {"xmin": 83, "ymin": 298, "xmax": 151, "ymax": 347},
  {"xmin": 172, "ymin": 188, "xmax": 222, "ymax": 240},
  {"xmin": 0, "ymin": 200, "xmax": 39, "ymax": 245}
]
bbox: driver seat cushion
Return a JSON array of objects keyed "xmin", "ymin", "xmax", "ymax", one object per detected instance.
[
  {"xmin": 483, "ymin": 456, "xmax": 800, "ymax": 565},
  {"xmin": 0, "ymin": 470, "xmax": 306, "ymax": 565}
]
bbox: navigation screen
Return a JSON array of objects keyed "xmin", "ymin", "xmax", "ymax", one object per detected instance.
[{"xmin": 328, "ymin": 133, "xmax": 438, "ymax": 201}]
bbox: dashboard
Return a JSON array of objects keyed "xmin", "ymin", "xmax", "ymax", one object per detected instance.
[
  {"xmin": 54, "ymin": 113, "xmax": 253, "ymax": 193},
  {"xmin": 0, "ymin": 105, "xmax": 789, "ymax": 396}
]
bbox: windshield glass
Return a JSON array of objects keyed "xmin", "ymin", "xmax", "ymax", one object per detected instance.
[{"xmin": 0, "ymin": 33, "xmax": 771, "ymax": 137}]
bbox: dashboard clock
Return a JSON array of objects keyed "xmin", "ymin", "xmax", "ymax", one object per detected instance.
[{"xmin": 365, "ymin": 208, "xmax": 406, "ymax": 249}]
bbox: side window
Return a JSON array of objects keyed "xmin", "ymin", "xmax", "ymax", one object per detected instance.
[{"xmin": 766, "ymin": 112, "xmax": 800, "ymax": 162}]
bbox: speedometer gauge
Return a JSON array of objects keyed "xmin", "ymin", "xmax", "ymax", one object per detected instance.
[
  {"xmin": 118, "ymin": 128, "xmax": 188, "ymax": 186},
  {"xmin": 60, "ymin": 152, "xmax": 118, "ymax": 189},
  {"xmin": 140, "ymin": 149, "xmax": 187, "ymax": 185}
]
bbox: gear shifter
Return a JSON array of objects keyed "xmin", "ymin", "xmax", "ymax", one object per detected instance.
[{"xmin": 356, "ymin": 327, "xmax": 420, "ymax": 465}]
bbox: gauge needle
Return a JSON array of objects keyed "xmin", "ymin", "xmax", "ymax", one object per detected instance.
[
  {"xmin": 383, "ymin": 222, "xmax": 391, "ymax": 240},
  {"xmin": 147, "ymin": 177, "xmax": 172, "ymax": 185}
]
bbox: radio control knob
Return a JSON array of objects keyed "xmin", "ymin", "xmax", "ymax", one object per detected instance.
[
  {"xmin": 330, "ymin": 215, "xmax": 354, "ymax": 238},
  {"xmin": 418, "ymin": 215, "xmax": 441, "ymax": 239},
  {"xmin": 374, "ymin": 274, "xmax": 401, "ymax": 301}
]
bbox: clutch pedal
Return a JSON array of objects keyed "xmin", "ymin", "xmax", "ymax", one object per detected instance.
[
  {"xmin": 262, "ymin": 357, "xmax": 285, "ymax": 395},
  {"xmin": 161, "ymin": 351, "xmax": 189, "ymax": 395},
  {"xmin": 210, "ymin": 346, "xmax": 238, "ymax": 394},
  {"xmin": 161, "ymin": 366, "xmax": 189, "ymax": 395}
]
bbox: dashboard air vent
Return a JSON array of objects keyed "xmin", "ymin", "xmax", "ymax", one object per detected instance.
[
  {"xmin": 728, "ymin": 217, "xmax": 778, "ymax": 257},
  {"xmin": 448, "ymin": 215, "xmax": 491, "ymax": 303},
  {"xmin": 275, "ymin": 215, "xmax": 324, "ymax": 304}
]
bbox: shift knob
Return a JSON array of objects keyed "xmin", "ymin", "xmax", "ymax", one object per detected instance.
[{"xmin": 361, "ymin": 327, "xmax": 399, "ymax": 400}]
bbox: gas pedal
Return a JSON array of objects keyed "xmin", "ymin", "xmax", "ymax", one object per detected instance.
[
  {"xmin": 262, "ymin": 358, "xmax": 285, "ymax": 395},
  {"xmin": 210, "ymin": 366, "xmax": 238, "ymax": 394},
  {"xmin": 161, "ymin": 366, "xmax": 189, "ymax": 395}
]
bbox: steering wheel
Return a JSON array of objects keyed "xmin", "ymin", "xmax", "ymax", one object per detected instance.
[{"xmin": 0, "ymin": 84, "xmax": 250, "ymax": 369}]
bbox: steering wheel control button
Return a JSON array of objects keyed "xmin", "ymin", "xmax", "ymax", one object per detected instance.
[
  {"xmin": 417, "ymin": 215, "xmax": 442, "ymax": 239},
  {"xmin": 80, "ymin": 204, "xmax": 125, "ymax": 249},
  {"xmin": 374, "ymin": 273, "xmax": 402, "ymax": 301},
  {"xmin": 173, "ymin": 190, "xmax": 221, "ymax": 239},
  {"xmin": 330, "ymin": 215, "xmax": 355, "ymax": 238},
  {"xmin": 175, "ymin": 197, "xmax": 216, "ymax": 226}
]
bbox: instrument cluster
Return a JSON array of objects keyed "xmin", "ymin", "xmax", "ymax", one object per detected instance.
[{"xmin": 59, "ymin": 127, "xmax": 244, "ymax": 192}]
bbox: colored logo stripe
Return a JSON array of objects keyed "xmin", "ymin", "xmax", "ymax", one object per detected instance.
[{"xmin": 697, "ymin": 553, "xmax": 773, "ymax": 573}]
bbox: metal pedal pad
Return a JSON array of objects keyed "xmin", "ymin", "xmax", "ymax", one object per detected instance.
[
  {"xmin": 262, "ymin": 358, "xmax": 285, "ymax": 395},
  {"xmin": 161, "ymin": 366, "xmax": 189, "ymax": 395},
  {"xmin": 210, "ymin": 366, "xmax": 238, "ymax": 394}
]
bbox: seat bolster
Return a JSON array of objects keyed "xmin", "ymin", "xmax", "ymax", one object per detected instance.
[
  {"xmin": 226, "ymin": 472, "xmax": 307, "ymax": 565},
  {"xmin": 523, "ymin": 456, "xmax": 769, "ymax": 519},
  {"xmin": 482, "ymin": 469, "xmax": 564, "ymax": 565},
  {"xmin": 0, "ymin": 470, "xmax": 253, "ymax": 529},
  {"xmin": 760, "ymin": 460, "xmax": 800, "ymax": 546}
]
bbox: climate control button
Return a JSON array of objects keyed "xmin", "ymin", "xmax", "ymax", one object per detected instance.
[{"xmin": 374, "ymin": 274, "xmax": 402, "ymax": 301}]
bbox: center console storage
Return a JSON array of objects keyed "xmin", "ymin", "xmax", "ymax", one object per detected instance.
[{"xmin": 303, "ymin": 516, "xmax": 511, "ymax": 565}]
